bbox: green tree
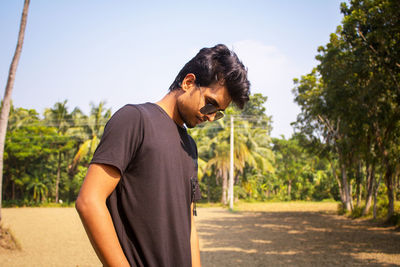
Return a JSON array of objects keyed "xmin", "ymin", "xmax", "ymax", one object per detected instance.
[
  {"xmin": 69, "ymin": 102, "xmax": 111, "ymax": 173},
  {"xmin": 27, "ymin": 176, "xmax": 48, "ymax": 203},
  {"xmin": 4, "ymin": 121, "xmax": 59, "ymax": 204},
  {"xmin": 293, "ymin": 0, "xmax": 400, "ymax": 219},
  {"xmin": 191, "ymin": 93, "xmax": 274, "ymax": 204},
  {"xmin": 3, "ymin": 106, "xmax": 41, "ymax": 202},
  {"xmin": 67, "ymin": 102, "xmax": 111, "ymax": 202},
  {"xmin": 44, "ymin": 100, "xmax": 75, "ymax": 203},
  {"xmin": 273, "ymin": 137, "xmax": 306, "ymax": 200},
  {"xmin": 70, "ymin": 102, "xmax": 111, "ymax": 166}
]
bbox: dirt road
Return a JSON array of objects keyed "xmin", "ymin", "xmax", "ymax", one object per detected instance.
[{"xmin": 1, "ymin": 203, "xmax": 399, "ymax": 266}]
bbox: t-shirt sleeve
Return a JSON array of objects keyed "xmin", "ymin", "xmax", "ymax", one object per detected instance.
[{"xmin": 90, "ymin": 105, "xmax": 143, "ymax": 175}]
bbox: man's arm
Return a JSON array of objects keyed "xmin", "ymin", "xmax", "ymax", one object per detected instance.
[
  {"xmin": 75, "ymin": 163, "xmax": 130, "ymax": 267},
  {"xmin": 191, "ymin": 203, "xmax": 201, "ymax": 267}
]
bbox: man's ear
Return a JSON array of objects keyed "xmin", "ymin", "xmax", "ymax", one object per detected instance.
[{"xmin": 181, "ymin": 73, "xmax": 196, "ymax": 92}]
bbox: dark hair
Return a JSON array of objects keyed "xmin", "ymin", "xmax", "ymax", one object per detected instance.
[{"xmin": 169, "ymin": 44, "xmax": 250, "ymax": 109}]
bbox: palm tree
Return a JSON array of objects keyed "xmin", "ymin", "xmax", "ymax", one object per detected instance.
[
  {"xmin": 238, "ymin": 124, "xmax": 275, "ymax": 199},
  {"xmin": 27, "ymin": 176, "xmax": 48, "ymax": 203},
  {"xmin": 69, "ymin": 102, "xmax": 111, "ymax": 173},
  {"xmin": 66, "ymin": 102, "xmax": 111, "ymax": 202},
  {"xmin": 8, "ymin": 105, "xmax": 39, "ymax": 131},
  {"xmin": 206, "ymin": 139, "xmax": 230, "ymax": 204},
  {"xmin": 0, "ymin": 0, "xmax": 30, "ymax": 221},
  {"xmin": 204, "ymin": 117, "xmax": 274, "ymax": 204},
  {"xmin": 44, "ymin": 100, "xmax": 72, "ymax": 203}
]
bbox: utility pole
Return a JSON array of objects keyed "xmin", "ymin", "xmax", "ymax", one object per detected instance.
[{"xmin": 229, "ymin": 115, "xmax": 234, "ymax": 210}]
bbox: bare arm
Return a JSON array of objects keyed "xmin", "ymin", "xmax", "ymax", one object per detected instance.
[
  {"xmin": 75, "ymin": 163, "xmax": 130, "ymax": 267},
  {"xmin": 191, "ymin": 204, "xmax": 201, "ymax": 267}
]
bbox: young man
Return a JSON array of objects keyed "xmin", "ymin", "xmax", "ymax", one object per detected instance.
[{"xmin": 76, "ymin": 44, "xmax": 250, "ymax": 267}]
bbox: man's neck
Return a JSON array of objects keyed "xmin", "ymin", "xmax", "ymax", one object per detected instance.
[{"xmin": 156, "ymin": 91, "xmax": 184, "ymax": 126}]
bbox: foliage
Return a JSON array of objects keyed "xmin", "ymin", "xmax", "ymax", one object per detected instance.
[
  {"xmin": 1, "ymin": 91, "xmax": 346, "ymax": 207},
  {"xmin": 292, "ymin": 0, "xmax": 400, "ymax": 220},
  {"xmin": 271, "ymin": 135, "xmax": 339, "ymax": 201},
  {"xmin": 190, "ymin": 93, "xmax": 276, "ymax": 204},
  {"xmin": 2, "ymin": 102, "xmax": 110, "ymax": 206}
]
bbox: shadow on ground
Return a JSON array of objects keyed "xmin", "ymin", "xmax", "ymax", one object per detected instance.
[{"xmin": 196, "ymin": 208, "xmax": 400, "ymax": 267}]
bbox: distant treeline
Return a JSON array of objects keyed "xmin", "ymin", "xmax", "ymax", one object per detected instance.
[
  {"xmin": 3, "ymin": 95, "xmax": 343, "ymax": 207},
  {"xmin": 3, "ymin": 91, "xmax": 398, "ymax": 223}
]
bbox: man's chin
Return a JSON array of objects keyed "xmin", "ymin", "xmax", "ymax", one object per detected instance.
[
  {"xmin": 181, "ymin": 116, "xmax": 200, "ymax": 128},
  {"xmin": 185, "ymin": 122, "xmax": 196, "ymax": 128},
  {"xmin": 185, "ymin": 118, "xmax": 203, "ymax": 128}
]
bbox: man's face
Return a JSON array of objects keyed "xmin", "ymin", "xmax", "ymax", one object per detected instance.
[{"xmin": 176, "ymin": 75, "xmax": 232, "ymax": 128}]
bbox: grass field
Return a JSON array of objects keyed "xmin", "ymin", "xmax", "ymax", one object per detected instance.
[{"xmin": 1, "ymin": 202, "xmax": 399, "ymax": 267}]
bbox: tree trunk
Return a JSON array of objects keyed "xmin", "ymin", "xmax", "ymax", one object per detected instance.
[
  {"xmin": 68, "ymin": 172, "xmax": 74, "ymax": 204},
  {"xmin": 55, "ymin": 151, "xmax": 61, "ymax": 203},
  {"xmin": 340, "ymin": 161, "xmax": 352, "ymax": 211},
  {"xmin": 355, "ymin": 160, "xmax": 362, "ymax": 207},
  {"xmin": 0, "ymin": 0, "xmax": 30, "ymax": 221},
  {"xmin": 12, "ymin": 180, "xmax": 15, "ymax": 200},
  {"xmin": 373, "ymin": 172, "xmax": 383, "ymax": 219},
  {"xmin": 330, "ymin": 160, "xmax": 344, "ymax": 204},
  {"xmin": 363, "ymin": 161, "xmax": 375, "ymax": 216},
  {"xmin": 395, "ymin": 166, "xmax": 400, "ymax": 201},
  {"xmin": 221, "ymin": 172, "xmax": 228, "ymax": 205},
  {"xmin": 336, "ymin": 146, "xmax": 352, "ymax": 212},
  {"xmin": 207, "ymin": 177, "xmax": 210, "ymax": 203},
  {"xmin": 384, "ymin": 164, "xmax": 394, "ymax": 220},
  {"xmin": 349, "ymin": 181, "xmax": 354, "ymax": 211},
  {"xmin": 67, "ymin": 162, "xmax": 77, "ymax": 203},
  {"xmin": 287, "ymin": 179, "xmax": 292, "ymax": 200}
]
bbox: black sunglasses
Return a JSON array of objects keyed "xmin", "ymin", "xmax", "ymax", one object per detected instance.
[{"xmin": 200, "ymin": 103, "xmax": 224, "ymax": 120}]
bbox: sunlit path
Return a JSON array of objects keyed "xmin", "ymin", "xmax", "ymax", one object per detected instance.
[{"xmin": 197, "ymin": 205, "xmax": 400, "ymax": 267}]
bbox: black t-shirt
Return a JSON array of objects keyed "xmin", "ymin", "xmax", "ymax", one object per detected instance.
[{"xmin": 91, "ymin": 103, "xmax": 201, "ymax": 267}]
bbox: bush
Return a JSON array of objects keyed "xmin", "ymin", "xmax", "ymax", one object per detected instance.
[
  {"xmin": 337, "ymin": 202, "xmax": 347, "ymax": 215},
  {"xmin": 385, "ymin": 212, "xmax": 400, "ymax": 227},
  {"xmin": 350, "ymin": 205, "xmax": 364, "ymax": 218}
]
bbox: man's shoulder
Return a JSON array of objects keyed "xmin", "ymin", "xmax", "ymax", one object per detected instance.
[
  {"xmin": 114, "ymin": 103, "xmax": 155, "ymax": 118},
  {"xmin": 112, "ymin": 104, "xmax": 141, "ymax": 121},
  {"xmin": 118, "ymin": 103, "xmax": 152, "ymax": 112}
]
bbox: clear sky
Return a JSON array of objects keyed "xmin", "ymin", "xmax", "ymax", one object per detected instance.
[{"xmin": 0, "ymin": 0, "xmax": 345, "ymax": 138}]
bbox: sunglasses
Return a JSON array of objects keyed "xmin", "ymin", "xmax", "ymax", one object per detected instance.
[{"xmin": 200, "ymin": 103, "xmax": 224, "ymax": 121}]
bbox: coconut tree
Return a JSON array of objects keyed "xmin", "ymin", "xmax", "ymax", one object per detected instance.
[
  {"xmin": 44, "ymin": 100, "xmax": 73, "ymax": 203},
  {"xmin": 69, "ymin": 102, "xmax": 111, "ymax": 174},
  {"xmin": 27, "ymin": 176, "xmax": 48, "ymax": 203},
  {"xmin": 66, "ymin": 102, "xmax": 111, "ymax": 202},
  {"xmin": 8, "ymin": 105, "xmax": 38, "ymax": 131},
  {"xmin": 189, "ymin": 93, "xmax": 274, "ymax": 203},
  {"xmin": 205, "ymin": 117, "xmax": 274, "ymax": 204},
  {"xmin": 0, "ymin": 0, "xmax": 30, "ymax": 220}
]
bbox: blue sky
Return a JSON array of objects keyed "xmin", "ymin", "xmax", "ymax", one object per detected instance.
[{"xmin": 0, "ymin": 0, "xmax": 345, "ymax": 138}]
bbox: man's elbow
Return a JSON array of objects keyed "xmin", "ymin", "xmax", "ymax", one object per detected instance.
[
  {"xmin": 75, "ymin": 193, "xmax": 93, "ymax": 216},
  {"xmin": 75, "ymin": 194, "xmax": 84, "ymax": 214}
]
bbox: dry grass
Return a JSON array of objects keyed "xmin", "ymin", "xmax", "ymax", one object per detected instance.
[
  {"xmin": 0, "ymin": 208, "xmax": 100, "ymax": 267},
  {"xmin": 0, "ymin": 203, "xmax": 399, "ymax": 267},
  {"xmin": 198, "ymin": 203, "xmax": 400, "ymax": 267},
  {"xmin": 0, "ymin": 224, "xmax": 21, "ymax": 251},
  {"xmin": 234, "ymin": 201, "xmax": 339, "ymax": 213}
]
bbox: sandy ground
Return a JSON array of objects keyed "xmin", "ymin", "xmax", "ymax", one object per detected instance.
[{"xmin": 0, "ymin": 203, "xmax": 399, "ymax": 267}]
